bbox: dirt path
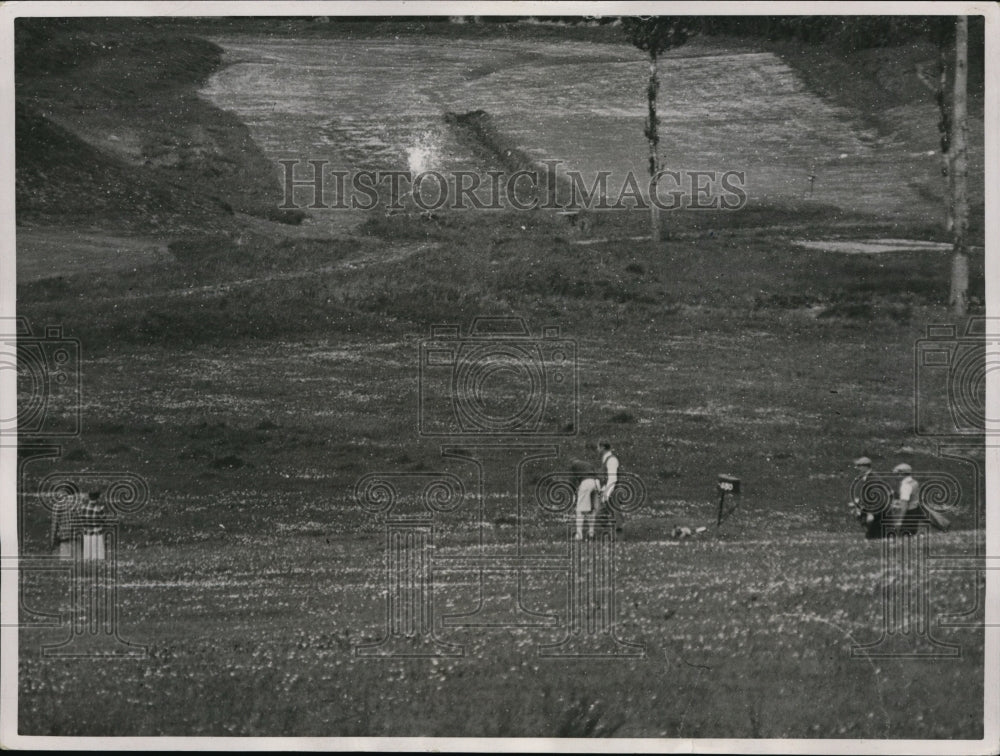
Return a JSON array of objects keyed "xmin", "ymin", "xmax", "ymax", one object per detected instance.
[
  {"xmin": 18, "ymin": 218, "xmax": 434, "ymax": 305},
  {"xmin": 17, "ymin": 228, "xmax": 172, "ymax": 283},
  {"xmin": 120, "ymin": 239, "xmax": 435, "ymax": 302},
  {"xmin": 17, "ymin": 207, "xmax": 371, "ymax": 285}
]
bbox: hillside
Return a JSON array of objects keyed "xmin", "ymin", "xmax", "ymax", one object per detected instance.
[
  {"xmin": 15, "ymin": 19, "xmax": 986, "ymax": 349},
  {"xmin": 15, "ymin": 19, "xmax": 986, "ymax": 241},
  {"xmin": 15, "ymin": 19, "xmax": 300, "ymax": 232}
]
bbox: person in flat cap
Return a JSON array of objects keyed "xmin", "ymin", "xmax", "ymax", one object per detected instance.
[
  {"xmin": 847, "ymin": 456, "xmax": 874, "ymax": 530},
  {"xmin": 890, "ymin": 462, "xmax": 931, "ymax": 535}
]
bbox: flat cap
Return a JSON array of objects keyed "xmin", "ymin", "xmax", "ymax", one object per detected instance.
[
  {"xmin": 853, "ymin": 456, "xmax": 872, "ymax": 466},
  {"xmin": 892, "ymin": 463, "xmax": 912, "ymax": 474}
]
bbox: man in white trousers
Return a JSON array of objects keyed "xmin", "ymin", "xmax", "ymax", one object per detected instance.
[{"xmin": 572, "ymin": 461, "xmax": 601, "ymax": 541}]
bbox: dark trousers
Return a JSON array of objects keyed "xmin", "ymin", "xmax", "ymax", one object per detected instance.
[{"xmin": 865, "ymin": 507, "xmax": 927, "ymax": 538}]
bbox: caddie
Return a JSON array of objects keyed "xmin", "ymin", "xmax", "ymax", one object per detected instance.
[
  {"xmin": 892, "ymin": 462, "xmax": 935, "ymax": 535},
  {"xmin": 848, "ymin": 456, "xmax": 873, "ymax": 526}
]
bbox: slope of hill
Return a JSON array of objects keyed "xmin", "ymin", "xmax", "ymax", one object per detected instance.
[
  {"xmin": 15, "ymin": 19, "xmax": 300, "ymax": 232},
  {"xmin": 15, "ymin": 19, "xmax": 985, "ymax": 351},
  {"xmin": 770, "ymin": 36, "xmax": 985, "ymax": 238}
]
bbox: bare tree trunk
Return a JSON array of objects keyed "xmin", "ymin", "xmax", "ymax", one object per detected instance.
[
  {"xmin": 645, "ymin": 50, "xmax": 661, "ymax": 241},
  {"xmin": 937, "ymin": 42, "xmax": 955, "ymax": 233},
  {"xmin": 950, "ymin": 16, "xmax": 969, "ymax": 316},
  {"xmin": 916, "ymin": 41, "xmax": 954, "ymax": 233}
]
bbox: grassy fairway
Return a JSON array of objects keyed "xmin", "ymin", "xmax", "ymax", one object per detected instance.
[
  {"xmin": 17, "ymin": 530, "xmax": 984, "ymax": 737},
  {"xmin": 16, "ymin": 208, "xmax": 986, "ymax": 738}
]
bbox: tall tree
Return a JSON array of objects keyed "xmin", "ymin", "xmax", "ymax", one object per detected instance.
[
  {"xmin": 914, "ymin": 19, "xmax": 955, "ymax": 232},
  {"xmin": 950, "ymin": 15, "xmax": 969, "ymax": 316},
  {"xmin": 622, "ymin": 17, "xmax": 696, "ymax": 241}
]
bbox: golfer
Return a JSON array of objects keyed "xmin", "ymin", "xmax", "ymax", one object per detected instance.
[
  {"xmin": 596, "ymin": 439, "xmax": 621, "ymax": 533},
  {"xmin": 571, "ymin": 461, "xmax": 602, "ymax": 541},
  {"xmin": 50, "ymin": 489, "xmax": 84, "ymax": 559},
  {"xmin": 848, "ymin": 456, "xmax": 873, "ymax": 527}
]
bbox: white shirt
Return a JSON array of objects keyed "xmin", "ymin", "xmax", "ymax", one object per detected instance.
[
  {"xmin": 576, "ymin": 477, "xmax": 601, "ymax": 513},
  {"xmin": 898, "ymin": 476, "xmax": 919, "ymax": 509},
  {"xmin": 602, "ymin": 451, "xmax": 619, "ymax": 501}
]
